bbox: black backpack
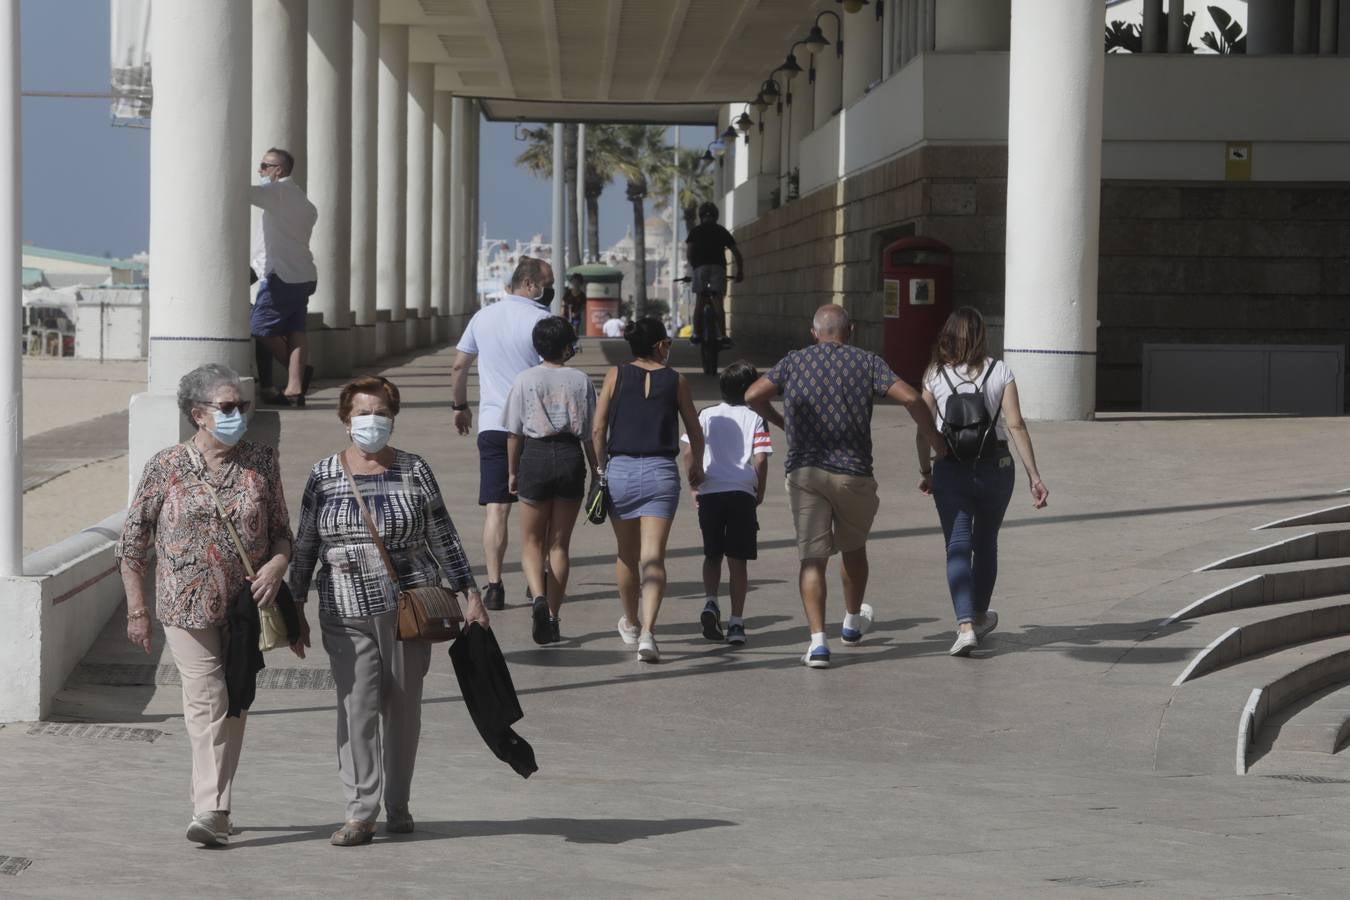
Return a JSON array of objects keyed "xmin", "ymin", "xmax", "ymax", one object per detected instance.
[{"xmin": 939, "ymin": 364, "xmax": 1001, "ymax": 463}]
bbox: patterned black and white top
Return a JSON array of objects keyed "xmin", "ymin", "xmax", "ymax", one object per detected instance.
[{"xmin": 288, "ymin": 450, "xmax": 478, "ymax": 618}]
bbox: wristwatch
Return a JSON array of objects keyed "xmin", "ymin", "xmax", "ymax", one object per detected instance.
[{"xmin": 451, "ymin": 402, "xmax": 469, "ymax": 411}]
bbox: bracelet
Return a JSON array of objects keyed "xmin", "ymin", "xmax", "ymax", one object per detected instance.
[
  {"xmin": 126, "ymin": 608, "xmax": 149, "ymax": 622},
  {"xmin": 919, "ymin": 469, "xmax": 932, "ymax": 477},
  {"xmin": 451, "ymin": 402, "xmax": 469, "ymax": 411}
]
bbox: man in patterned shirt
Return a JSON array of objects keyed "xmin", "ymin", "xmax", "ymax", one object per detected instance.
[{"xmin": 746, "ymin": 304, "xmax": 945, "ymax": 669}]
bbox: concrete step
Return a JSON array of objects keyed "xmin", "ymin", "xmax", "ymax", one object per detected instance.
[
  {"xmin": 1254, "ymin": 502, "xmax": 1350, "ymax": 531},
  {"xmin": 1173, "ymin": 595, "xmax": 1350, "ymax": 684},
  {"xmin": 1251, "ymin": 683, "xmax": 1350, "ymax": 757},
  {"xmin": 1152, "ymin": 633, "xmax": 1350, "ymax": 776},
  {"xmin": 1196, "ymin": 528, "xmax": 1350, "ymax": 572},
  {"xmin": 1165, "ymin": 559, "xmax": 1350, "ymax": 624}
]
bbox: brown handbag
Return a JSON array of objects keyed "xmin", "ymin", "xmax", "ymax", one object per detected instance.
[{"xmin": 339, "ymin": 452, "xmax": 463, "ymax": 643}]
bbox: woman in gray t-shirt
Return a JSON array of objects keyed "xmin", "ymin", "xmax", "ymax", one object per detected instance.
[{"xmin": 502, "ymin": 317, "xmax": 598, "ymax": 646}]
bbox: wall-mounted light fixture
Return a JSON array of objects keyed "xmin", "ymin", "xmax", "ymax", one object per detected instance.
[
  {"xmin": 802, "ymin": 10, "xmax": 844, "ymax": 84},
  {"xmin": 837, "ymin": 0, "xmax": 869, "ymax": 13}
]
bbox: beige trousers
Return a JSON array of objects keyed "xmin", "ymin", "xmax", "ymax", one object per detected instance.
[
  {"xmin": 164, "ymin": 624, "xmax": 247, "ymax": 816},
  {"xmin": 321, "ymin": 610, "xmax": 432, "ymax": 824}
]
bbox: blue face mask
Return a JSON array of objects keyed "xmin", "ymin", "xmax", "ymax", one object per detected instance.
[
  {"xmin": 350, "ymin": 414, "xmax": 393, "ymax": 453},
  {"xmin": 210, "ymin": 409, "xmax": 248, "ymax": 446}
]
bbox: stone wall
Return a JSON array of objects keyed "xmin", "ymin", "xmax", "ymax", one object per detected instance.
[{"xmin": 730, "ymin": 146, "xmax": 1350, "ymax": 410}]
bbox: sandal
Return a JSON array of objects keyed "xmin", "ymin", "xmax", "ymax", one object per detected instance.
[{"xmin": 330, "ymin": 819, "xmax": 375, "ymax": 847}]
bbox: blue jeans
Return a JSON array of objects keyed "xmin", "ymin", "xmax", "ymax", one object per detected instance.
[{"xmin": 931, "ymin": 451, "xmax": 1016, "ymax": 624}]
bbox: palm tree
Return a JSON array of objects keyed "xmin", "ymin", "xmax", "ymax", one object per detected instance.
[
  {"xmin": 605, "ymin": 124, "xmax": 671, "ymax": 318},
  {"xmin": 650, "ymin": 147, "xmax": 715, "ymax": 234},
  {"xmin": 513, "ymin": 124, "xmax": 581, "ymax": 270},
  {"xmin": 583, "ymin": 124, "xmax": 622, "ymax": 264}
]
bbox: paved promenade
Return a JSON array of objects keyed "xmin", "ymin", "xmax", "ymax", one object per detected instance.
[{"xmin": 3, "ymin": 340, "xmax": 1350, "ymax": 898}]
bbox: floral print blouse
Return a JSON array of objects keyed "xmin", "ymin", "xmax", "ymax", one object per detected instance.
[{"xmin": 117, "ymin": 440, "xmax": 293, "ymax": 629}]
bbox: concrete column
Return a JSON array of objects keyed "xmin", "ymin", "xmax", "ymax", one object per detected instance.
[
  {"xmin": 842, "ymin": 7, "xmax": 882, "ymax": 107},
  {"xmin": 904, "ymin": 0, "xmax": 918, "ymax": 64},
  {"xmin": 376, "ymin": 24, "xmax": 408, "ymax": 356},
  {"xmin": 575, "ymin": 123, "xmax": 587, "ymax": 261},
  {"xmin": 881, "ymin": 0, "xmax": 894, "ymax": 76},
  {"xmin": 1143, "ymin": 0, "xmax": 1164, "ymax": 51},
  {"xmin": 405, "ymin": 62, "xmax": 433, "ymax": 348},
  {"xmin": 467, "ymin": 101, "xmax": 481, "ymax": 313},
  {"xmin": 1320, "ymin": 0, "xmax": 1339, "ymax": 52},
  {"xmin": 350, "ymin": 0, "xmax": 378, "ymax": 362},
  {"xmin": 1003, "ymin": 0, "xmax": 1104, "ymax": 421},
  {"xmin": 813, "ymin": 17, "xmax": 843, "ymax": 128},
  {"xmin": 551, "ymin": 122, "xmax": 565, "ymax": 314},
  {"xmin": 253, "ymin": 0, "xmax": 306, "ymax": 186},
  {"xmin": 788, "ymin": 74, "xmax": 814, "ymax": 191},
  {"xmin": 133, "ymin": 0, "xmax": 253, "ymax": 487},
  {"xmin": 449, "ymin": 96, "xmax": 471, "ymax": 318},
  {"xmin": 935, "ymin": 0, "xmax": 1011, "ymax": 50},
  {"xmin": 0, "ymin": 0, "xmax": 19, "ymax": 573},
  {"xmin": 306, "ymin": 0, "xmax": 352, "ymax": 377},
  {"xmin": 1294, "ymin": 0, "xmax": 1317, "ymax": 51},
  {"xmin": 1249, "ymin": 0, "xmax": 1295, "ymax": 54},
  {"xmin": 431, "ymin": 91, "xmax": 452, "ymax": 326},
  {"xmin": 760, "ymin": 104, "xmax": 781, "ymax": 184},
  {"xmin": 1168, "ymin": 0, "xmax": 1188, "ymax": 52},
  {"xmin": 1341, "ymin": 0, "xmax": 1350, "ymax": 53}
]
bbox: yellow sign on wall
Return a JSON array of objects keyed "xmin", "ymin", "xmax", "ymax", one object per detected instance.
[{"xmin": 1225, "ymin": 142, "xmax": 1252, "ymax": 181}]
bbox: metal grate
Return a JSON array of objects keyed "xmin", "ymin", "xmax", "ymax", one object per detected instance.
[
  {"xmin": 1048, "ymin": 876, "xmax": 1146, "ymax": 889},
  {"xmin": 73, "ymin": 663, "xmax": 334, "ymax": 691},
  {"xmin": 27, "ymin": 723, "xmax": 163, "ymax": 742},
  {"xmin": 0, "ymin": 856, "xmax": 33, "ymax": 876},
  {"xmin": 1263, "ymin": 774, "xmax": 1350, "ymax": 784}
]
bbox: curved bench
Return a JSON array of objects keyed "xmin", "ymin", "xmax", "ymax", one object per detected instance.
[
  {"xmin": 1173, "ymin": 599, "xmax": 1350, "ymax": 685},
  {"xmin": 1237, "ymin": 646, "xmax": 1350, "ymax": 774}
]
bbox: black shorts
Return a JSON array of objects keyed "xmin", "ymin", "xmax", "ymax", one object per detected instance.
[
  {"xmin": 697, "ymin": 490, "xmax": 759, "ymax": 560},
  {"xmin": 517, "ymin": 435, "xmax": 586, "ymax": 504},
  {"xmin": 477, "ymin": 431, "xmax": 516, "ymax": 506}
]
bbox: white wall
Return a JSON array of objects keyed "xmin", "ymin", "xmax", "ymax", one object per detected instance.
[
  {"xmin": 788, "ymin": 51, "xmax": 1350, "ymax": 215},
  {"xmin": 0, "ymin": 512, "xmax": 127, "ymax": 722}
]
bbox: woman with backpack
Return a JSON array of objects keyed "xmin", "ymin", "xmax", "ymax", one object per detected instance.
[{"xmin": 917, "ymin": 307, "xmax": 1048, "ymax": 657}]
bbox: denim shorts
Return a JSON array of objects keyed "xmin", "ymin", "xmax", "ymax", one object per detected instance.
[
  {"xmin": 250, "ymin": 274, "xmax": 316, "ymax": 336},
  {"xmin": 518, "ymin": 435, "xmax": 586, "ymax": 504},
  {"xmin": 607, "ymin": 454, "xmax": 680, "ymax": 520}
]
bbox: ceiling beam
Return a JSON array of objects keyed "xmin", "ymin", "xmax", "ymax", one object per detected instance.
[
  {"xmin": 469, "ymin": 0, "xmax": 515, "ymax": 96},
  {"xmin": 598, "ymin": 0, "xmax": 622, "ymax": 100},
  {"xmin": 691, "ymin": 0, "xmax": 760, "ymax": 100},
  {"xmin": 642, "ymin": 0, "xmax": 692, "ymax": 102},
  {"xmin": 540, "ymin": 0, "xmax": 563, "ymax": 100}
]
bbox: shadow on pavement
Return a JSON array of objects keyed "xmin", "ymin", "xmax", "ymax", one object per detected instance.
[{"xmin": 233, "ymin": 816, "xmax": 736, "ymax": 847}]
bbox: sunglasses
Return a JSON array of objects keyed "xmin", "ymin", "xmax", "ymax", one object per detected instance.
[
  {"xmin": 258, "ymin": 161, "xmax": 281, "ymax": 172},
  {"xmin": 200, "ymin": 400, "xmax": 252, "ymax": 415}
]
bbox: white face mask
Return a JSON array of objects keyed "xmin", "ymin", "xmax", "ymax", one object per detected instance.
[
  {"xmin": 349, "ymin": 414, "xmax": 393, "ymax": 453},
  {"xmin": 258, "ymin": 173, "xmax": 273, "ymax": 186}
]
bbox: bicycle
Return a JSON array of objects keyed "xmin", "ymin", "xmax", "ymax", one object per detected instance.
[{"xmin": 676, "ymin": 274, "xmax": 731, "ymax": 376}]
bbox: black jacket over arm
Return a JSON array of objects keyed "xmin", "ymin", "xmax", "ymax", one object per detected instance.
[{"xmin": 449, "ymin": 624, "xmax": 538, "ymax": 778}]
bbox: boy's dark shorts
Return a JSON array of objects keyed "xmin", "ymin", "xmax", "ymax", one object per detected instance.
[{"xmin": 697, "ymin": 490, "xmax": 759, "ymax": 560}]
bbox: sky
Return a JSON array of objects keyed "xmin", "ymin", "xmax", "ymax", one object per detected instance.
[{"xmin": 20, "ymin": 0, "xmax": 714, "ymax": 260}]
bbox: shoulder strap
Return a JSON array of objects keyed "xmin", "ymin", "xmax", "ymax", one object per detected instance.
[
  {"xmin": 199, "ymin": 478, "xmax": 256, "ymax": 579},
  {"xmin": 939, "ymin": 366, "xmax": 960, "ymax": 393},
  {"xmin": 338, "ymin": 451, "xmax": 401, "ymax": 588},
  {"xmin": 606, "ymin": 365, "xmax": 625, "ymax": 453}
]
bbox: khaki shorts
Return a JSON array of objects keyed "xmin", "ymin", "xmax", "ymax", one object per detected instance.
[{"xmin": 786, "ymin": 466, "xmax": 880, "ymax": 560}]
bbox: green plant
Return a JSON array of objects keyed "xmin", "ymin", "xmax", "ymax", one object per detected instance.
[
  {"xmin": 1201, "ymin": 5, "xmax": 1246, "ymax": 53},
  {"xmin": 1105, "ymin": 19, "xmax": 1142, "ymax": 54},
  {"xmin": 604, "ymin": 125, "xmax": 672, "ymax": 318},
  {"xmin": 650, "ymin": 146, "xmax": 715, "ymax": 233}
]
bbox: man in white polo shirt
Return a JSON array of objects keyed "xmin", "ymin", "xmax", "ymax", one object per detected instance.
[{"xmin": 450, "ymin": 257, "xmax": 555, "ymax": 611}]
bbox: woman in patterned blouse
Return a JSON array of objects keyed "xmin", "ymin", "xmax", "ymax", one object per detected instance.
[
  {"xmin": 288, "ymin": 375, "xmax": 487, "ymax": 847},
  {"xmin": 118, "ymin": 363, "xmax": 294, "ymax": 848}
]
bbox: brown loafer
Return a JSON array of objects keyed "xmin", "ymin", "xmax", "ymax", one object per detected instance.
[{"xmin": 330, "ymin": 819, "xmax": 375, "ymax": 847}]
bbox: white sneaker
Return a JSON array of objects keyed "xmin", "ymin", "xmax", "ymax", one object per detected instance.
[
  {"xmin": 186, "ymin": 811, "xmax": 229, "ymax": 846},
  {"xmin": 975, "ymin": 610, "xmax": 999, "ymax": 640},
  {"xmin": 841, "ymin": 602, "xmax": 874, "ymax": 645},
  {"xmin": 637, "ymin": 634, "xmax": 660, "ymax": 662},
  {"xmin": 949, "ymin": 630, "xmax": 978, "ymax": 657},
  {"xmin": 617, "ymin": 616, "xmax": 639, "ymax": 645}
]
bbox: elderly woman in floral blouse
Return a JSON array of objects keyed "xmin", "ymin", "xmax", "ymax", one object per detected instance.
[
  {"xmin": 289, "ymin": 375, "xmax": 487, "ymax": 847},
  {"xmin": 118, "ymin": 363, "xmax": 294, "ymax": 847}
]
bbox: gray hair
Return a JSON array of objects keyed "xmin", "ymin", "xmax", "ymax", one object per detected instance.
[
  {"xmin": 177, "ymin": 363, "xmax": 241, "ymax": 427},
  {"xmin": 509, "ymin": 256, "xmax": 552, "ymax": 292},
  {"xmin": 812, "ymin": 304, "xmax": 851, "ymax": 338}
]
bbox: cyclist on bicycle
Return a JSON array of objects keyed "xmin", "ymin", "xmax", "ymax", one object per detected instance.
[{"xmin": 685, "ymin": 201, "xmax": 743, "ymax": 347}]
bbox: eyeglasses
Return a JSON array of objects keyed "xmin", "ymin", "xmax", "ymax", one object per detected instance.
[
  {"xmin": 199, "ymin": 400, "xmax": 251, "ymax": 415},
  {"xmin": 258, "ymin": 161, "xmax": 281, "ymax": 172}
]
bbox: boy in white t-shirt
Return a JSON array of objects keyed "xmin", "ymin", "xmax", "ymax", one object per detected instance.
[{"xmin": 680, "ymin": 362, "xmax": 773, "ymax": 646}]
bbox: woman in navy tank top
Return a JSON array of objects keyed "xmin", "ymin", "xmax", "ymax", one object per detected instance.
[{"xmin": 591, "ymin": 317, "xmax": 705, "ymax": 663}]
